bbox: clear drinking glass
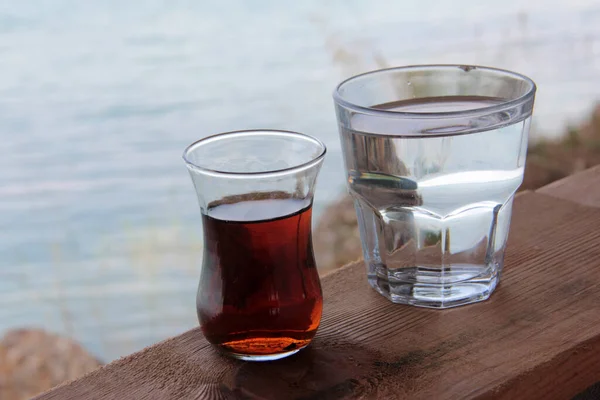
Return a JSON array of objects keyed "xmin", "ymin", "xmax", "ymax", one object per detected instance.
[
  {"xmin": 333, "ymin": 65, "xmax": 536, "ymax": 308},
  {"xmin": 183, "ymin": 130, "xmax": 326, "ymax": 361}
]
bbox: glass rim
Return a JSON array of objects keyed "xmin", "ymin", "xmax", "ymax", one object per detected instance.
[
  {"xmin": 332, "ymin": 64, "xmax": 537, "ymax": 119},
  {"xmin": 182, "ymin": 129, "xmax": 327, "ymax": 177}
]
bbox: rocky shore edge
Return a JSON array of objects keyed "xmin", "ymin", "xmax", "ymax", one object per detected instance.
[{"xmin": 0, "ymin": 329, "xmax": 103, "ymax": 400}]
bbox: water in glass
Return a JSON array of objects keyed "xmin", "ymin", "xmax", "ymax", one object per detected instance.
[{"xmin": 340, "ymin": 95, "xmax": 529, "ymax": 308}]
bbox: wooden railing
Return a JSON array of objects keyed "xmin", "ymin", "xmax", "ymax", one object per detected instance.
[{"xmin": 37, "ymin": 166, "xmax": 600, "ymax": 399}]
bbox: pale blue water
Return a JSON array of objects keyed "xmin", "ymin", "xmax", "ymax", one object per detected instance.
[{"xmin": 0, "ymin": 0, "xmax": 599, "ymax": 361}]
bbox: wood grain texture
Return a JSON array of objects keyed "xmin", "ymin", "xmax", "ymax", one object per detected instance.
[
  {"xmin": 36, "ymin": 192, "xmax": 600, "ymax": 400},
  {"xmin": 537, "ymin": 164, "xmax": 600, "ymax": 207}
]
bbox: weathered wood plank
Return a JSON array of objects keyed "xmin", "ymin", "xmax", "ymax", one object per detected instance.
[
  {"xmin": 36, "ymin": 192, "xmax": 600, "ymax": 399},
  {"xmin": 537, "ymin": 164, "xmax": 600, "ymax": 207},
  {"xmin": 537, "ymin": 166, "xmax": 600, "ymax": 400}
]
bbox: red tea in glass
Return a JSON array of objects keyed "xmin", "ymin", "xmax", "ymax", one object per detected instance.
[
  {"xmin": 183, "ymin": 130, "xmax": 326, "ymax": 361},
  {"xmin": 198, "ymin": 194, "xmax": 322, "ymax": 359}
]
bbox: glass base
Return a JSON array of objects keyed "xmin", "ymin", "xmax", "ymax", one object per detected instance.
[
  {"xmin": 222, "ymin": 345, "xmax": 306, "ymax": 361},
  {"xmin": 368, "ymin": 263, "xmax": 500, "ymax": 309}
]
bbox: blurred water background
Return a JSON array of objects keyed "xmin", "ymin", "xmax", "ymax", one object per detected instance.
[{"xmin": 1, "ymin": 0, "xmax": 599, "ymax": 362}]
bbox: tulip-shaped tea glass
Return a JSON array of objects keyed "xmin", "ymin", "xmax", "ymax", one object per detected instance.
[
  {"xmin": 183, "ymin": 130, "xmax": 326, "ymax": 361},
  {"xmin": 333, "ymin": 65, "xmax": 536, "ymax": 308}
]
